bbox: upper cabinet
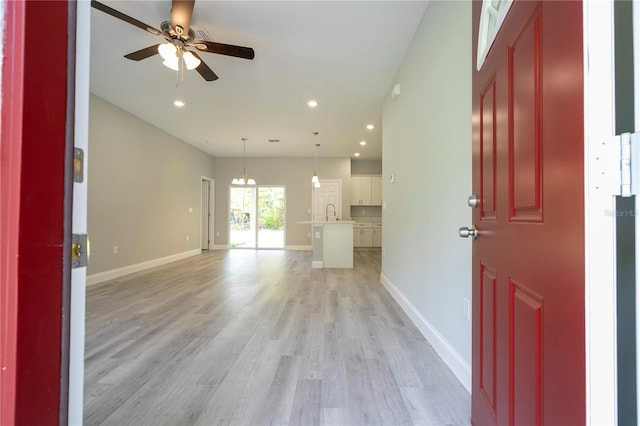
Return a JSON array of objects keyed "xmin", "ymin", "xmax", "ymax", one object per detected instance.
[
  {"xmin": 371, "ymin": 176, "xmax": 382, "ymax": 206},
  {"xmin": 351, "ymin": 176, "xmax": 382, "ymax": 206}
]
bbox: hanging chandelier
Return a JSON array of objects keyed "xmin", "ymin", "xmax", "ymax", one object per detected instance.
[
  {"xmin": 231, "ymin": 138, "xmax": 256, "ymax": 185},
  {"xmin": 312, "ymin": 132, "xmax": 320, "ymax": 188}
]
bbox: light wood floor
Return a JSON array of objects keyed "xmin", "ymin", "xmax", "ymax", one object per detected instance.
[{"xmin": 84, "ymin": 249, "xmax": 470, "ymax": 425}]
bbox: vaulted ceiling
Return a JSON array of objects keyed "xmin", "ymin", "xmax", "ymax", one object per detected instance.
[{"xmin": 90, "ymin": 1, "xmax": 429, "ymax": 159}]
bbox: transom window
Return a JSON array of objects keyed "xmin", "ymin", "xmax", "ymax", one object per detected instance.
[{"xmin": 477, "ymin": 0, "xmax": 514, "ymax": 70}]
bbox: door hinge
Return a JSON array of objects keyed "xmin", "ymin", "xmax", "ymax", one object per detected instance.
[
  {"xmin": 71, "ymin": 234, "xmax": 89, "ymax": 268},
  {"xmin": 590, "ymin": 132, "xmax": 640, "ymax": 197},
  {"xmin": 73, "ymin": 148, "xmax": 84, "ymax": 183}
]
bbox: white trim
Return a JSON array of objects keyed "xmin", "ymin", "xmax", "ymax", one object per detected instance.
[
  {"xmin": 69, "ymin": 1, "xmax": 91, "ymax": 423},
  {"xmin": 380, "ymin": 272, "xmax": 471, "ymax": 393},
  {"xmin": 312, "ymin": 260, "xmax": 324, "ymax": 269},
  {"xmin": 584, "ymin": 1, "xmax": 618, "ymax": 424},
  {"xmin": 633, "ymin": 0, "xmax": 640, "ymax": 420},
  {"xmin": 285, "ymin": 245, "xmax": 312, "ymax": 251},
  {"xmin": 86, "ymin": 249, "xmax": 201, "ymax": 286}
]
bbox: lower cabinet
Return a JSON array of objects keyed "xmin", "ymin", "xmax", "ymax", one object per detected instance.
[
  {"xmin": 353, "ymin": 222, "xmax": 381, "ymax": 248},
  {"xmin": 372, "ymin": 228, "xmax": 382, "ymax": 247},
  {"xmin": 354, "ymin": 229, "xmax": 372, "ymax": 247}
]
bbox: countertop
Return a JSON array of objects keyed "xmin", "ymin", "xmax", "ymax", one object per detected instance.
[{"xmin": 297, "ymin": 220, "xmax": 355, "ymax": 225}]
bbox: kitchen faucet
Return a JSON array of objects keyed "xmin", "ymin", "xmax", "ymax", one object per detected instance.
[{"xmin": 325, "ymin": 203, "xmax": 336, "ymax": 221}]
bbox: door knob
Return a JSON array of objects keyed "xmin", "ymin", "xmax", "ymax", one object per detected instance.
[
  {"xmin": 459, "ymin": 225, "xmax": 478, "ymax": 239},
  {"xmin": 468, "ymin": 194, "xmax": 479, "ymax": 208}
]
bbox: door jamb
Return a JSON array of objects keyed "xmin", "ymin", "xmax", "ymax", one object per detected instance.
[
  {"xmin": 584, "ymin": 1, "xmax": 617, "ymax": 424},
  {"xmin": 201, "ymin": 176, "xmax": 215, "ymax": 250}
]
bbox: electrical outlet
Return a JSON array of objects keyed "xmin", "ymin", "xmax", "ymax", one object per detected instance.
[
  {"xmin": 113, "ymin": 246, "xmax": 118, "ymax": 255},
  {"xmin": 188, "ymin": 207, "xmax": 193, "ymax": 213},
  {"xmin": 186, "ymin": 235, "xmax": 190, "ymax": 242},
  {"xmin": 315, "ymin": 232, "xmax": 321, "ymax": 239},
  {"xmin": 462, "ymin": 298, "xmax": 471, "ymax": 320}
]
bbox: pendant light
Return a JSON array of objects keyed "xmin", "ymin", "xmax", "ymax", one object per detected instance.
[
  {"xmin": 312, "ymin": 132, "xmax": 320, "ymax": 188},
  {"xmin": 231, "ymin": 138, "xmax": 256, "ymax": 185},
  {"xmin": 158, "ymin": 43, "xmax": 201, "ymax": 72}
]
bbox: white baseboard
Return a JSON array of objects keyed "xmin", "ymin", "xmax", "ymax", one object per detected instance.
[
  {"xmin": 380, "ymin": 272, "xmax": 471, "ymax": 393},
  {"xmin": 312, "ymin": 260, "xmax": 324, "ymax": 269},
  {"xmin": 87, "ymin": 249, "xmax": 202, "ymax": 286},
  {"xmin": 285, "ymin": 245, "xmax": 312, "ymax": 251}
]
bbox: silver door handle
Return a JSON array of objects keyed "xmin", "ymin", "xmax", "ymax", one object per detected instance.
[
  {"xmin": 458, "ymin": 226, "xmax": 478, "ymax": 239},
  {"xmin": 468, "ymin": 194, "xmax": 479, "ymax": 208}
]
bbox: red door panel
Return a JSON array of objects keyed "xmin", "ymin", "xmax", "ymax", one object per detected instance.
[
  {"xmin": 472, "ymin": 2, "xmax": 585, "ymax": 425},
  {"xmin": 481, "ymin": 77, "xmax": 497, "ymax": 220},
  {"xmin": 511, "ymin": 280, "xmax": 543, "ymax": 426},
  {"xmin": 479, "ymin": 264, "xmax": 497, "ymax": 419},
  {"xmin": 509, "ymin": 9, "xmax": 542, "ymax": 221}
]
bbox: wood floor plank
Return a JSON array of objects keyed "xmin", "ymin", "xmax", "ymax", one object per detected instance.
[
  {"xmin": 288, "ymin": 379, "xmax": 322, "ymax": 426},
  {"xmin": 84, "ymin": 249, "xmax": 470, "ymax": 425}
]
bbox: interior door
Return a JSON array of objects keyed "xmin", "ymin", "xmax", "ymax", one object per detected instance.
[
  {"xmin": 470, "ymin": 1, "xmax": 585, "ymax": 425},
  {"xmin": 312, "ymin": 179, "xmax": 341, "ymax": 221}
]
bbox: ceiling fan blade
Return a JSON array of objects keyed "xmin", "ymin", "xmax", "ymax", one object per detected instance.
[
  {"xmin": 190, "ymin": 52, "xmax": 219, "ymax": 81},
  {"xmin": 124, "ymin": 45, "xmax": 161, "ymax": 61},
  {"xmin": 193, "ymin": 40, "xmax": 255, "ymax": 60},
  {"xmin": 171, "ymin": 0, "xmax": 195, "ymax": 36},
  {"xmin": 91, "ymin": 1, "xmax": 162, "ymax": 35}
]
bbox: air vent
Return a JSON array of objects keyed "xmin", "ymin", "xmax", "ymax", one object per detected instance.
[
  {"xmin": 191, "ymin": 26, "xmax": 213, "ymax": 42},
  {"xmin": 268, "ymin": 139, "xmax": 280, "ymax": 143}
]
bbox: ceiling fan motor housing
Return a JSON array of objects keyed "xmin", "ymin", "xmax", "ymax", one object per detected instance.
[{"xmin": 161, "ymin": 20, "xmax": 196, "ymax": 42}]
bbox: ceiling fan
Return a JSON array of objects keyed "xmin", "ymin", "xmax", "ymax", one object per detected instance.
[{"xmin": 91, "ymin": 0, "xmax": 255, "ymax": 81}]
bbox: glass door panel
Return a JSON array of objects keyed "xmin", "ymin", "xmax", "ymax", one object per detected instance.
[
  {"xmin": 229, "ymin": 187, "xmax": 256, "ymax": 248},
  {"xmin": 257, "ymin": 187, "xmax": 285, "ymax": 248}
]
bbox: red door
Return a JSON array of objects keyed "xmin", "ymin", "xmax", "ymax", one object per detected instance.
[
  {"xmin": 471, "ymin": 1, "xmax": 585, "ymax": 425},
  {"xmin": 1, "ymin": 1, "xmax": 71, "ymax": 424}
]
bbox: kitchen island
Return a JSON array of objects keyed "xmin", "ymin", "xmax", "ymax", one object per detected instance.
[{"xmin": 299, "ymin": 221, "xmax": 354, "ymax": 268}]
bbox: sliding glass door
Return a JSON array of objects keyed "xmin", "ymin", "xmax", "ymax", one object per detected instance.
[{"xmin": 229, "ymin": 186, "xmax": 285, "ymax": 249}]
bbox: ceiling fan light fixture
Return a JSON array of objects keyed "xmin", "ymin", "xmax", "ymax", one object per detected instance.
[
  {"xmin": 162, "ymin": 57, "xmax": 180, "ymax": 71},
  {"xmin": 183, "ymin": 51, "xmax": 201, "ymax": 70},
  {"xmin": 158, "ymin": 42, "xmax": 177, "ymax": 60}
]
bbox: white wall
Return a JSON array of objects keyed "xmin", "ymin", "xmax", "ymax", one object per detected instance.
[
  {"xmin": 381, "ymin": 0, "xmax": 472, "ymax": 390},
  {"xmin": 88, "ymin": 95, "xmax": 216, "ymax": 275}
]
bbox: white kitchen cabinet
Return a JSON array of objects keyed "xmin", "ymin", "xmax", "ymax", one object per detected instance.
[
  {"xmin": 353, "ymin": 221, "xmax": 380, "ymax": 248},
  {"xmin": 353, "ymin": 228, "xmax": 373, "ymax": 247},
  {"xmin": 371, "ymin": 176, "xmax": 382, "ymax": 206},
  {"xmin": 351, "ymin": 175, "xmax": 382, "ymax": 206},
  {"xmin": 351, "ymin": 177, "xmax": 372, "ymax": 206},
  {"xmin": 372, "ymin": 228, "xmax": 382, "ymax": 247}
]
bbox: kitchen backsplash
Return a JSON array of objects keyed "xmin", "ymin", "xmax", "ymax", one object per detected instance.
[{"xmin": 350, "ymin": 206, "xmax": 382, "ymax": 218}]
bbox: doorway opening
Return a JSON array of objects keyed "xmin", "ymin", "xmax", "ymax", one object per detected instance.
[
  {"xmin": 201, "ymin": 178, "xmax": 214, "ymax": 250},
  {"xmin": 229, "ymin": 186, "xmax": 285, "ymax": 249}
]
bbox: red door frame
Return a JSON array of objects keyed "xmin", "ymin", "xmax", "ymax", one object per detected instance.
[{"xmin": 0, "ymin": 1, "xmax": 71, "ymax": 424}]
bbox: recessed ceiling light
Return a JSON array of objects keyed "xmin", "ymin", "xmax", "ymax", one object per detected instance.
[
  {"xmin": 360, "ymin": 141, "xmax": 367, "ymax": 146},
  {"xmin": 174, "ymin": 100, "xmax": 186, "ymax": 107},
  {"xmin": 354, "ymin": 152, "xmax": 360, "ymax": 157},
  {"xmin": 307, "ymin": 100, "xmax": 318, "ymax": 108},
  {"xmin": 366, "ymin": 124, "xmax": 375, "ymax": 130}
]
